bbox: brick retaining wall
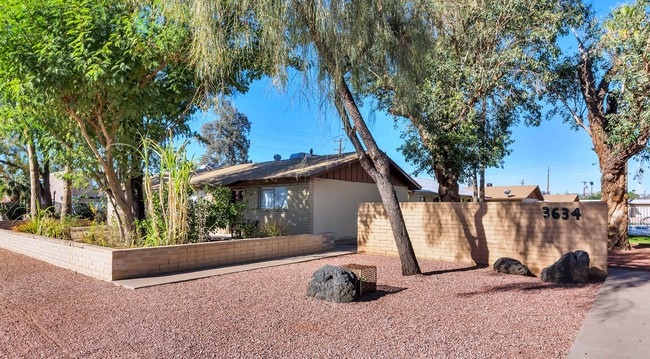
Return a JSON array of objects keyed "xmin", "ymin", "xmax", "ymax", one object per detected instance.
[
  {"xmin": 111, "ymin": 233, "xmax": 335, "ymax": 280},
  {"xmin": 0, "ymin": 229, "xmax": 335, "ymax": 281},
  {"xmin": 358, "ymin": 202, "xmax": 608, "ymax": 276}
]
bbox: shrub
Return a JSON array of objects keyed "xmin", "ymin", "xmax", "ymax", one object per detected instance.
[
  {"xmin": 80, "ymin": 221, "xmax": 124, "ymax": 248},
  {"xmin": 257, "ymin": 219, "xmax": 289, "ymax": 238},
  {"xmin": 72, "ymin": 202, "xmax": 95, "ymax": 220},
  {"xmin": 13, "ymin": 209, "xmax": 77, "ymax": 240},
  {"xmin": 0, "ymin": 202, "xmax": 27, "ymax": 220}
]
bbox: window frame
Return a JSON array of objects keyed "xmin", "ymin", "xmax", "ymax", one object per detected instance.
[{"xmin": 259, "ymin": 186, "xmax": 288, "ymax": 209}]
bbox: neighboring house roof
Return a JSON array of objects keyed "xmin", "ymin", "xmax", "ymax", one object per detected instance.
[
  {"xmin": 414, "ymin": 178, "xmax": 474, "ymax": 197},
  {"xmin": 482, "ymin": 185, "xmax": 544, "ymax": 201},
  {"xmin": 544, "ymin": 194, "xmax": 580, "ymax": 202},
  {"xmin": 190, "ymin": 152, "xmax": 421, "ymax": 190}
]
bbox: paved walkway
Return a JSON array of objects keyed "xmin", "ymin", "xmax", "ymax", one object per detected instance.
[
  {"xmin": 568, "ymin": 246, "xmax": 650, "ymax": 359},
  {"xmin": 113, "ymin": 245, "xmax": 356, "ymax": 289}
]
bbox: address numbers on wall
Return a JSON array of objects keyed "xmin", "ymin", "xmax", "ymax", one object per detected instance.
[{"xmin": 542, "ymin": 207, "xmax": 581, "ymax": 220}]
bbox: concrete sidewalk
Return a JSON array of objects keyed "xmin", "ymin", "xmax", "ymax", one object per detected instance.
[
  {"xmin": 113, "ymin": 245, "xmax": 356, "ymax": 290},
  {"xmin": 568, "ymin": 268, "xmax": 650, "ymax": 359}
]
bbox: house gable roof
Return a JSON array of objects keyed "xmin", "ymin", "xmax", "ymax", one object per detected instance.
[
  {"xmin": 544, "ymin": 194, "xmax": 580, "ymax": 202},
  {"xmin": 483, "ymin": 185, "xmax": 544, "ymax": 201},
  {"xmin": 190, "ymin": 152, "xmax": 420, "ymax": 190}
]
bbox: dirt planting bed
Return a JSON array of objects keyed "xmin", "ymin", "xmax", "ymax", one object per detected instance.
[{"xmin": 0, "ymin": 248, "xmax": 600, "ymax": 358}]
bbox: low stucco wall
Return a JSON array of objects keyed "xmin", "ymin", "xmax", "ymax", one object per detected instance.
[
  {"xmin": 0, "ymin": 229, "xmax": 335, "ymax": 281},
  {"xmin": 358, "ymin": 202, "xmax": 608, "ymax": 276}
]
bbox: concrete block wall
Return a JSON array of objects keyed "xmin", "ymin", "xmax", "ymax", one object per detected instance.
[
  {"xmin": 358, "ymin": 202, "xmax": 608, "ymax": 276},
  {"xmin": 241, "ymin": 181, "xmax": 314, "ymax": 235},
  {"xmin": 111, "ymin": 233, "xmax": 335, "ymax": 280},
  {"xmin": 0, "ymin": 228, "xmax": 335, "ymax": 281},
  {"xmin": 0, "ymin": 229, "xmax": 113, "ymax": 281}
]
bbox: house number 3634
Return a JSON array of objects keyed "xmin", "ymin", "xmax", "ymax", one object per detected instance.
[{"xmin": 542, "ymin": 207, "xmax": 582, "ymax": 220}]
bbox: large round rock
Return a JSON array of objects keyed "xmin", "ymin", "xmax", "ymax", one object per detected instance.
[
  {"xmin": 493, "ymin": 257, "xmax": 534, "ymax": 277},
  {"xmin": 306, "ymin": 265, "xmax": 358, "ymax": 303},
  {"xmin": 541, "ymin": 250, "xmax": 590, "ymax": 284}
]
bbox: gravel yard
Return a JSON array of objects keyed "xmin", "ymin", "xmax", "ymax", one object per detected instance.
[{"xmin": 0, "ymin": 248, "xmax": 601, "ymax": 358}]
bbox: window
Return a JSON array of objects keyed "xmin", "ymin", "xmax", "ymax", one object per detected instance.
[
  {"xmin": 260, "ymin": 187, "xmax": 288, "ymax": 209},
  {"xmin": 417, "ymin": 196, "xmax": 426, "ymax": 202}
]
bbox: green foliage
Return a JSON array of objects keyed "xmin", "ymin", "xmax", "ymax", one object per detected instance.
[
  {"xmin": 257, "ymin": 220, "xmax": 288, "ymax": 238},
  {"xmin": 188, "ymin": 186, "xmax": 247, "ymax": 242},
  {"xmin": 72, "ymin": 202, "xmax": 95, "ymax": 220},
  {"xmin": 199, "ymin": 99, "xmax": 251, "ymax": 168},
  {"xmin": 387, "ymin": 1, "xmax": 586, "ymax": 191},
  {"xmin": 13, "ymin": 208, "xmax": 78, "ymax": 240},
  {"xmin": 584, "ymin": 192, "xmax": 602, "ymax": 200},
  {"xmin": 0, "ymin": 202, "xmax": 27, "ymax": 221},
  {"xmin": 80, "ymin": 221, "xmax": 124, "ymax": 248},
  {"xmin": 141, "ymin": 137, "xmax": 194, "ymax": 247}
]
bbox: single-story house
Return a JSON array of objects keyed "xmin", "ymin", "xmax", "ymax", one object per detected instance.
[
  {"xmin": 409, "ymin": 177, "xmax": 474, "ymax": 202},
  {"xmin": 190, "ymin": 152, "xmax": 420, "ymax": 241},
  {"xmin": 544, "ymin": 194, "xmax": 580, "ymax": 202},
  {"xmin": 477, "ymin": 185, "xmax": 545, "ymax": 202}
]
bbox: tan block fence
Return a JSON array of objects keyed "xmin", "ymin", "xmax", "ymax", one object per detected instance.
[
  {"xmin": 0, "ymin": 229, "xmax": 335, "ymax": 281},
  {"xmin": 358, "ymin": 202, "xmax": 608, "ymax": 276}
]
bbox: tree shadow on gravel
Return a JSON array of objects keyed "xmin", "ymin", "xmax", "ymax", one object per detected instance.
[
  {"xmin": 354, "ymin": 285, "xmax": 406, "ymax": 302},
  {"xmin": 421, "ymin": 264, "xmax": 488, "ymax": 276},
  {"xmin": 455, "ymin": 280, "xmax": 602, "ymax": 298}
]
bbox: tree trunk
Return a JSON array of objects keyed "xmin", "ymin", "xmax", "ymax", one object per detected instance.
[
  {"xmin": 41, "ymin": 158, "xmax": 53, "ymax": 210},
  {"xmin": 131, "ymin": 175, "xmax": 145, "ymax": 221},
  {"xmin": 434, "ymin": 166, "xmax": 460, "ymax": 202},
  {"xmin": 61, "ymin": 165, "xmax": 73, "ymax": 218},
  {"xmin": 336, "ymin": 79, "xmax": 421, "ymax": 275},
  {"xmin": 479, "ymin": 165, "xmax": 485, "ymax": 202},
  {"xmin": 25, "ymin": 131, "xmax": 42, "ymax": 217},
  {"xmin": 472, "ymin": 168, "xmax": 478, "ymax": 202},
  {"xmin": 601, "ymin": 165, "xmax": 630, "ymax": 250},
  {"xmin": 295, "ymin": 1, "xmax": 420, "ymax": 275}
]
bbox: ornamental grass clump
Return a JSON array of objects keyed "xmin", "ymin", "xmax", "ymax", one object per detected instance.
[{"xmin": 141, "ymin": 137, "xmax": 194, "ymax": 246}]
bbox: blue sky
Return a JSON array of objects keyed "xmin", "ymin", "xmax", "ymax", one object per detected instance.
[{"xmin": 187, "ymin": 0, "xmax": 647, "ymax": 196}]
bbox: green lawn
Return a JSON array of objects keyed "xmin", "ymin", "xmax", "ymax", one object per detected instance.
[{"xmin": 629, "ymin": 236, "xmax": 650, "ymax": 244}]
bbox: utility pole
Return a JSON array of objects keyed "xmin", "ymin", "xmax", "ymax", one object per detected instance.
[
  {"xmin": 335, "ymin": 138, "xmax": 343, "ymax": 155},
  {"xmin": 546, "ymin": 166, "xmax": 550, "ymax": 194},
  {"xmin": 582, "ymin": 181, "xmax": 588, "ymax": 197}
]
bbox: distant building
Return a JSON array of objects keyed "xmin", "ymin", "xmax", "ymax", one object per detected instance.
[
  {"xmin": 478, "ymin": 185, "xmax": 545, "ymax": 202},
  {"xmin": 544, "ymin": 194, "xmax": 580, "ymax": 202},
  {"xmin": 409, "ymin": 178, "xmax": 473, "ymax": 202}
]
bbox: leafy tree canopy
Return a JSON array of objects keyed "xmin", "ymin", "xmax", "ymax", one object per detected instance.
[{"xmin": 199, "ymin": 100, "xmax": 251, "ymax": 168}]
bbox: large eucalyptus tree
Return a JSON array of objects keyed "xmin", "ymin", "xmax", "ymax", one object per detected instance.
[
  {"xmin": 548, "ymin": 0, "xmax": 650, "ymax": 249},
  {"xmin": 373, "ymin": 0, "xmax": 586, "ymax": 202}
]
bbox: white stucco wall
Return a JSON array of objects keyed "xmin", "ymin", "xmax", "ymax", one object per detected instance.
[{"xmin": 312, "ymin": 178, "xmax": 408, "ymax": 240}]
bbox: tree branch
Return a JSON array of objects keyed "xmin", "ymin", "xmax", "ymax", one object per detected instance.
[{"xmin": 138, "ymin": 61, "xmax": 167, "ymax": 89}]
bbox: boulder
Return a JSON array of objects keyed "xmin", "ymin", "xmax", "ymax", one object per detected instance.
[
  {"xmin": 493, "ymin": 257, "xmax": 534, "ymax": 277},
  {"xmin": 540, "ymin": 250, "xmax": 590, "ymax": 284},
  {"xmin": 306, "ymin": 265, "xmax": 357, "ymax": 303}
]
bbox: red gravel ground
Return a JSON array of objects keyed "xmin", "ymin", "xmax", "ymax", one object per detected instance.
[
  {"xmin": 0, "ymin": 248, "xmax": 601, "ymax": 358},
  {"xmin": 608, "ymin": 244, "xmax": 650, "ymax": 271}
]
